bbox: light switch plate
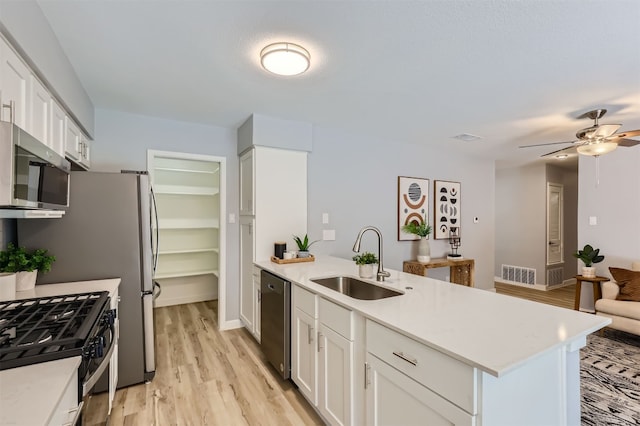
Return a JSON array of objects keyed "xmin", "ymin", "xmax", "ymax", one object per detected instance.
[
  {"xmin": 589, "ymin": 216, "xmax": 597, "ymax": 226},
  {"xmin": 229, "ymin": 213, "xmax": 236, "ymax": 224},
  {"xmin": 322, "ymin": 229, "xmax": 336, "ymax": 241},
  {"xmin": 322, "ymin": 213, "xmax": 329, "ymax": 224}
]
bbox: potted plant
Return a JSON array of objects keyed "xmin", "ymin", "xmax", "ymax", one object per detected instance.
[
  {"xmin": 293, "ymin": 234, "xmax": 318, "ymax": 258},
  {"xmin": 353, "ymin": 251, "xmax": 378, "ymax": 279},
  {"xmin": 0, "ymin": 243, "xmax": 55, "ymax": 291},
  {"xmin": 573, "ymin": 244, "xmax": 604, "ymax": 278},
  {"xmin": 401, "ymin": 215, "xmax": 432, "ymax": 263}
]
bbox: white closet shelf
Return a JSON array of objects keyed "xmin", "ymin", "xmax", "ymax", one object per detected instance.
[
  {"xmin": 154, "ymin": 185, "xmax": 219, "ymax": 196},
  {"xmin": 156, "ymin": 218, "xmax": 219, "ymax": 229},
  {"xmin": 154, "ymin": 166, "xmax": 219, "ymax": 174},
  {"xmin": 158, "ymin": 248, "xmax": 218, "ymax": 255},
  {"xmin": 154, "ymin": 269, "xmax": 219, "ymax": 279}
]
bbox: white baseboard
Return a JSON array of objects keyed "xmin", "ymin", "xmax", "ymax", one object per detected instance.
[
  {"xmin": 220, "ymin": 319, "xmax": 243, "ymax": 331},
  {"xmin": 154, "ymin": 292, "xmax": 217, "ymax": 308}
]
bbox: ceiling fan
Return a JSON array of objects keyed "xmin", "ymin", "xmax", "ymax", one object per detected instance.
[{"xmin": 519, "ymin": 109, "xmax": 640, "ymax": 157}]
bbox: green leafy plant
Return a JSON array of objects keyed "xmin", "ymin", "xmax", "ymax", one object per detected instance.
[
  {"xmin": 572, "ymin": 244, "xmax": 604, "ymax": 267},
  {"xmin": 293, "ymin": 234, "xmax": 318, "ymax": 252},
  {"xmin": 352, "ymin": 252, "xmax": 378, "ymax": 265},
  {"xmin": 401, "ymin": 214, "xmax": 432, "ymax": 238},
  {"xmin": 0, "ymin": 243, "xmax": 56, "ymax": 273}
]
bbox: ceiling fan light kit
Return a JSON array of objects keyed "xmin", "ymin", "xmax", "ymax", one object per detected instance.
[
  {"xmin": 260, "ymin": 42, "xmax": 310, "ymax": 76},
  {"xmin": 576, "ymin": 141, "xmax": 618, "ymax": 156}
]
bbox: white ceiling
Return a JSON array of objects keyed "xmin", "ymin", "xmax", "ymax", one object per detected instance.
[{"xmin": 36, "ymin": 0, "xmax": 640, "ymax": 168}]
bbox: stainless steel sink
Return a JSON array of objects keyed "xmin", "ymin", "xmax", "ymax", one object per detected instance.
[{"xmin": 310, "ymin": 276, "xmax": 402, "ymax": 300}]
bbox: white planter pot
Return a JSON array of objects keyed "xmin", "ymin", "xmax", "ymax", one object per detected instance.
[
  {"xmin": 359, "ymin": 264, "xmax": 374, "ymax": 279},
  {"xmin": 582, "ymin": 266, "xmax": 596, "ymax": 278},
  {"xmin": 15, "ymin": 270, "xmax": 38, "ymax": 292},
  {"xmin": 417, "ymin": 237, "xmax": 431, "ymax": 263},
  {"xmin": 0, "ymin": 273, "xmax": 16, "ymax": 301},
  {"xmin": 298, "ymin": 251, "xmax": 310, "ymax": 258}
]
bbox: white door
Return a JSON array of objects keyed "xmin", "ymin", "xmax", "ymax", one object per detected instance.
[
  {"xmin": 318, "ymin": 324, "xmax": 352, "ymax": 426},
  {"xmin": 239, "ymin": 216, "xmax": 255, "ymax": 332},
  {"xmin": 0, "ymin": 38, "xmax": 30, "ymax": 129},
  {"xmin": 293, "ymin": 307, "xmax": 317, "ymax": 404},
  {"xmin": 546, "ymin": 183, "xmax": 563, "ymax": 265},
  {"xmin": 365, "ymin": 354, "xmax": 473, "ymax": 426}
]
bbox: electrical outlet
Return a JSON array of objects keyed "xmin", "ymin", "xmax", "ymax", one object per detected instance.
[{"xmin": 322, "ymin": 229, "xmax": 336, "ymax": 241}]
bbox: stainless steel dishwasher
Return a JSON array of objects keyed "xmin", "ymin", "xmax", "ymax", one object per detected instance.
[{"xmin": 260, "ymin": 269, "xmax": 291, "ymax": 380}]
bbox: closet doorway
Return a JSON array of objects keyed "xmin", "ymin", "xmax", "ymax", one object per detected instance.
[{"xmin": 148, "ymin": 150, "xmax": 226, "ymax": 326}]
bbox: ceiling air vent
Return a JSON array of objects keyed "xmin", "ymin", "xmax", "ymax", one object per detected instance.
[{"xmin": 451, "ymin": 133, "xmax": 483, "ymax": 142}]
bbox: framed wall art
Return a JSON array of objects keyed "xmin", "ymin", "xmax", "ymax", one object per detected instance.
[
  {"xmin": 397, "ymin": 176, "xmax": 429, "ymax": 241},
  {"xmin": 434, "ymin": 180, "xmax": 461, "ymax": 240}
]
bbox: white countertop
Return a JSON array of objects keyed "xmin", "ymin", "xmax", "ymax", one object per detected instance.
[
  {"xmin": 256, "ymin": 256, "xmax": 610, "ymax": 377},
  {"xmin": 13, "ymin": 278, "xmax": 121, "ymax": 300},
  {"xmin": 0, "ymin": 356, "xmax": 81, "ymax": 425},
  {"xmin": 1, "ymin": 279, "xmax": 120, "ymax": 425}
]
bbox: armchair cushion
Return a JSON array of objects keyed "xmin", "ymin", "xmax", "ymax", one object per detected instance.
[
  {"xmin": 601, "ymin": 281, "xmax": 620, "ymax": 300},
  {"xmin": 609, "ymin": 267, "xmax": 640, "ymax": 302}
]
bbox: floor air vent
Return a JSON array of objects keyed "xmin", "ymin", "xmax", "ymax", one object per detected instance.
[
  {"xmin": 546, "ymin": 267, "xmax": 564, "ymax": 286},
  {"xmin": 501, "ymin": 265, "xmax": 536, "ymax": 285}
]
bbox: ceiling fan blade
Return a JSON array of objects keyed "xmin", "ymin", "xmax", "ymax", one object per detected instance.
[
  {"xmin": 541, "ymin": 145, "xmax": 578, "ymax": 157},
  {"xmin": 519, "ymin": 140, "xmax": 577, "ymax": 148},
  {"xmin": 614, "ymin": 129, "xmax": 640, "ymax": 138},
  {"xmin": 616, "ymin": 138, "xmax": 640, "ymax": 147},
  {"xmin": 592, "ymin": 123, "xmax": 622, "ymax": 138}
]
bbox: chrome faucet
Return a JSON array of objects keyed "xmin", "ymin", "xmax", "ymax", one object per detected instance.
[{"xmin": 352, "ymin": 226, "xmax": 391, "ymax": 282}]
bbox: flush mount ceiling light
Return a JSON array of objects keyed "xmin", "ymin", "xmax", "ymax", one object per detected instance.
[
  {"xmin": 260, "ymin": 42, "xmax": 310, "ymax": 76},
  {"xmin": 576, "ymin": 141, "xmax": 618, "ymax": 156}
]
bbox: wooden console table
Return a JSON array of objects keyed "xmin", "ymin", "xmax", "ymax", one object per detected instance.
[
  {"xmin": 573, "ymin": 275, "xmax": 608, "ymax": 311},
  {"xmin": 403, "ymin": 258, "xmax": 475, "ymax": 287}
]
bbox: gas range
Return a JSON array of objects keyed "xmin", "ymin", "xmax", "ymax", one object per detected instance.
[{"xmin": 0, "ymin": 291, "xmax": 112, "ymax": 371}]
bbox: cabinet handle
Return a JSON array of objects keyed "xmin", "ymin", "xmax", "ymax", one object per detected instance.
[
  {"xmin": 308, "ymin": 324, "xmax": 314, "ymax": 344},
  {"xmin": 257, "ymin": 288, "xmax": 261, "ymax": 302},
  {"xmin": 364, "ymin": 362, "xmax": 371, "ymax": 389},
  {"xmin": 317, "ymin": 331, "xmax": 323, "ymax": 352},
  {"xmin": 392, "ymin": 351, "xmax": 418, "ymax": 366},
  {"xmin": 2, "ymin": 101, "xmax": 15, "ymax": 124}
]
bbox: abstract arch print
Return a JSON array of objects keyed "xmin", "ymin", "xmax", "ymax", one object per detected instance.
[
  {"xmin": 397, "ymin": 176, "xmax": 429, "ymax": 240},
  {"xmin": 434, "ymin": 180, "xmax": 461, "ymax": 240}
]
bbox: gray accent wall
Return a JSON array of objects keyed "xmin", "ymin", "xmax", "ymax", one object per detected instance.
[
  {"xmin": 0, "ymin": 0, "xmax": 95, "ymax": 135},
  {"xmin": 307, "ymin": 126, "xmax": 496, "ymax": 290},
  {"xmin": 92, "ymin": 108, "xmax": 239, "ymax": 321}
]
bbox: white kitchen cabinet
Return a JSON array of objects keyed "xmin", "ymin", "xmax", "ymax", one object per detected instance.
[
  {"xmin": 65, "ymin": 116, "xmax": 82, "ymax": 162},
  {"xmin": 318, "ymin": 323, "xmax": 353, "ymax": 426},
  {"xmin": 292, "ymin": 284, "xmax": 318, "ymax": 405},
  {"xmin": 365, "ymin": 353, "xmax": 473, "ymax": 426},
  {"xmin": 254, "ymin": 267, "xmax": 261, "ymax": 342},
  {"xmin": 29, "ymin": 75, "xmax": 50, "ymax": 146},
  {"xmin": 0, "ymin": 36, "xmax": 30, "ymax": 130},
  {"xmin": 239, "ymin": 149, "xmax": 254, "ymax": 215},
  {"xmin": 49, "ymin": 99, "xmax": 66, "ymax": 156},
  {"xmin": 149, "ymin": 152, "xmax": 223, "ymax": 307},
  {"xmin": 79, "ymin": 134, "xmax": 91, "ymax": 169},
  {"xmin": 240, "ymin": 216, "xmax": 255, "ymax": 333}
]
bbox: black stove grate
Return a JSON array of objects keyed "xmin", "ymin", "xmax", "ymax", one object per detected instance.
[{"xmin": 0, "ymin": 291, "xmax": 109, "ymax": 370}]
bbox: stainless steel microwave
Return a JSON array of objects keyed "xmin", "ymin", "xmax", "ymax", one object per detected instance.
[{"xmin": 0, "ymin": 121, "xmax": 71, "ymax": 210}]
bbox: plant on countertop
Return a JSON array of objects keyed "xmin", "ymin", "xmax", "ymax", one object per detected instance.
[
  {"xmin": 352, "ymin": 252, "xmax": 378, "ymax": 265},
  {"xmin": 401, "ymin": 214, "xmax": 432, "ymax": 238},
  {"xmin": 572, "ymin": 244, "xmax": 604, "ymax": 267},
  {"xmin": 0, "ymin": 242, "xmax": 56, "ymax": 273},
  {"xmin": 293, "ymin": 234, "xmax": 318, "ymax": 252}
]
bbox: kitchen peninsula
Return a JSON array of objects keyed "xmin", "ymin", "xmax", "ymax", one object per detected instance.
[{"xmin": 256, "ymin": 256, "xmax": 609, "ymax": 426}]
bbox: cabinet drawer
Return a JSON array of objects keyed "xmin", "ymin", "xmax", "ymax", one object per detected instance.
[
  {"xmin": 319, "ymin": 298, "xmax": 353, "ymax": 340},
  {"xmin": 366, "ymin": 320, "xmax": 477, "ymax": 414},
  {"xmin": 294, "ymin": 284, "xmax": 316, "ymax": 317}
]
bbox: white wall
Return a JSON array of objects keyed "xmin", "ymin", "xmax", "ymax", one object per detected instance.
[
  {"xmin": 0, "ymin": 0, "xmax": 94, "ymax": 135},
  {"xmin": 578, "ymin": 149, "xmax": 640, "ymax": 275},
  {"xmin": 307, "ymin": 126, "xmax": 496, "ymax": 290},
  {"xmin": 92, "ymin": 108, "xmax": 239, "ymax": 321},
  {"xmin": 495, "ymin": 163, "xmax": 547, "ymax": 283}
]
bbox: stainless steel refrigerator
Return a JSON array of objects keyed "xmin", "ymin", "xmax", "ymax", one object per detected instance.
[{"xmin": 17, "ymin": 171, "xmax": 157, "ymax": 388}]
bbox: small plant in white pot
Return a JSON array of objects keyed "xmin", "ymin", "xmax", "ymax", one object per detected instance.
[
  {"xmin": 293, "ymin": 234, "xmax": 318, "ymax": 258},
  {"xmin": 573, "ymin": 244, "xmax": 604, "ymax": 278},
  {"xmin": 353, "ymin": 252, "xmax": 378, "ymax": 279},
  {"xmin": 401, "ymin": 215, "xmax": 432, "ymax": 263},
  {"xmin": 0, "ymin": 243, "xmax": 55, "ymax": 291}
]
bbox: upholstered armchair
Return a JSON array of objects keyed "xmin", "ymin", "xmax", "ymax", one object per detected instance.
[{"xmin": 595, "ymin": 261, "xmax": 640, "ymax": 336}]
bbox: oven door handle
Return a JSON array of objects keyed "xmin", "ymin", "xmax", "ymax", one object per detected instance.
[{"xmin": 82, "ymin": 334, "xmax": 116, "ymax": 397}]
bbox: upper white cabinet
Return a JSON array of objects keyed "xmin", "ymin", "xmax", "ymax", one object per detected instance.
[
  {"xmin": 79, "ymin": 134, "xmax": 91, "ymax": 169},
  {"xmin": 65, "ymin": 117, "xmax": 82, "ymax": 162},
  {"xmin": 49, "ymin": 100, "xmax": 66, "ymax": 156},
  {"xmin": 239, "ymin": 150, "xmax": 254, "ymax": 215},
  {"xmin": 0, "ymin": 37, "xmax": 30, "ymax": 130},
  {"xmin": 29, "ymin": 75, "xmax": 50, "ymax": 146}
]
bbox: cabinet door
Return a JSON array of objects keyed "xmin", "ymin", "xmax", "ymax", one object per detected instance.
[
  {"xmin": 293, "ymin": 307, "xmax": 317, "ymax": 405},
  {"xmin": 365, "ymin": 354, "xmax": 474, "ymax": 426},
  {"xmin": 79, "ymin": 134, "xmax": 91, "ymax": 169},
  {"xmin": 239, "ymin": 217, "xmax": 255, "ymax": 332},
  {"xmin": 65, "ymin": 117, "xmax": 82, "ymax": 161},
  {"xmin": 239, "ymin": 150, "xmax": 254, "ymax": 215},
  {"xmin": 0, "ymin": 38, "xmax": 30, "ymax": 129},
  {"xmin": 253, "ymin": 270, "xmax": 261, "ymax": 342},
  {"xmin": 49, "ymin": 100, "xmax": 66, "ymax": 156},
  {"xmin": 318, "ymin": 323, "xmax": 353, "ymax": 426},
  {"xmin": 29, "ymin": 76, "xmax": 50, "ymax": 144}
]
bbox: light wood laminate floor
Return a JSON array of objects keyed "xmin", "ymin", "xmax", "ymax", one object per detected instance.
[
  {"xmin": 494, "ymin": 282, "xmax": 576, "ymax": 310},
  {"xmin": 84, "ymin": 301, "xmax": 323, "ymax": 425}
]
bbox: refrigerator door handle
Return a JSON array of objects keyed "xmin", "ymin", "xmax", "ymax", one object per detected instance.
[
  {"xmin": 150, "ymin": 186, "xmax": 159, "ymax": 274},
  {"xmin": 142, "ymin": 293, "xmax": 156, "ymax": 374}
]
